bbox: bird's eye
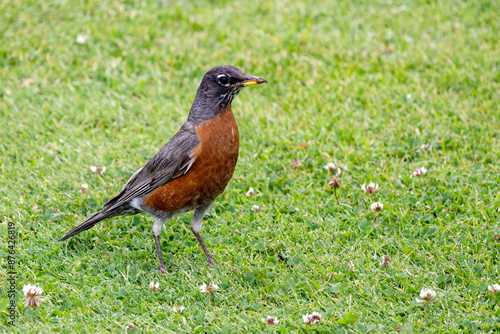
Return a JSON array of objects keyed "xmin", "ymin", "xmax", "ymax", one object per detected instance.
[{"xmin": 217, "ymin": 75, "xmax": 230, "ymax": 86}]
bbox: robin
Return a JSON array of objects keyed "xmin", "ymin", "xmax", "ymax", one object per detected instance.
[{"xmin": 59, "ymin": 66, "xmax": 267, "ymax": 273}]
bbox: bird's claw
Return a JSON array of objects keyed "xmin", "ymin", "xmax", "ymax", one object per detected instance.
[{"xmin": 150, "ymin": 267, "xmax": 168, "ymax": 275}]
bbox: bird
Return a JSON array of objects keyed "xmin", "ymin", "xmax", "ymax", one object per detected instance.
[{"xmin": 59, "ymin": 66, "xmax": 267, "ymax": 273}]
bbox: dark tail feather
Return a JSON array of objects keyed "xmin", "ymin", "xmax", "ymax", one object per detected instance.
[{"xmin": 58, "ymin": 209, "xmax": 116, "ymax": 241}]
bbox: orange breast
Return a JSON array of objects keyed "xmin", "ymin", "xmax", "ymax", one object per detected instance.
[{"xmin": 142, "ymin": 106, "xmax": 239, "ymax": 212}]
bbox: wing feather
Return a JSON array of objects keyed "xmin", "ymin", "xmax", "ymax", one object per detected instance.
[{"xmin": 103, "ymin": 121, "xmax": 200, "ymax": 210}]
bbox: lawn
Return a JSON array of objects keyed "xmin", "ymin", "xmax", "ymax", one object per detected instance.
[{"xmin": 1, "ymin": 0, "xmax": 499, "ymax": 332}]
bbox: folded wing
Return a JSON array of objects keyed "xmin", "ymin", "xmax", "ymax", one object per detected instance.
[{"xmin": 103, "ymin": 121, "xmax": 200, "ymax": 211}]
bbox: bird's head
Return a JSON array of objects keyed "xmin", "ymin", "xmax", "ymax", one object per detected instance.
[{"xmin": 189, "ymin": 66, "xmax": 267, "ymax": 124}]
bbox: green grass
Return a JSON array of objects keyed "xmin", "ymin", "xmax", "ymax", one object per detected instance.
[{"xmin": 1, "ymin": 0, "xmax": 499, "ymax": 332}]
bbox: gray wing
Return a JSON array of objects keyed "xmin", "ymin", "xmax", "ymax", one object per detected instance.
[{"xmin": 102, "ymin": 121, "xmax": 200, "ymax": 211}]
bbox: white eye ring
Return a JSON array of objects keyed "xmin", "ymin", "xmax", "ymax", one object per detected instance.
[{"xmin": 217, "ymin": 74, "xmax": 230, "ymax": 86}]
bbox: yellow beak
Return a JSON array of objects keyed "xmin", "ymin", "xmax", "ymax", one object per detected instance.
[{"xmin": 241, "ymin": 75, "xmax": 268, "ymax": 86}]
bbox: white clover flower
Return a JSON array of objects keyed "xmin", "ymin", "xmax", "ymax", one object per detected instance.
[
  {"xmin": 262, "ymin": 316, "xmax": 279, "ymax": 324},
  {"xmin": 81, "ymin": 184, "xmax": 89, "ymax": 193},
  {"xmin": 328, "ymin": 178, "xmax": 339, "ymax": 189},
  {"xmin": 252, "ymin": 205, "xmax": 260, "ymax": 213},
  {"xmin": 370, "ymin": 202, "xmax": 383, "ymax": 212},
  {"xmin": 149, "ymin": 281, "xmax": 159, "ymax": 291},
  {"xmin": 293, "ymin": 159, "xmax": 302, "ymax": 170},
  {"xmin": 91, "ymin": 166, "xmax": 106, "ymax": 175},
  {"xmin": 404, "ymin": 35, "xmax": 414, "ymax": 43},
  {"xmin": 303, "ymin": 312, "xmax": 322, "ymax": 324},
  {"xmin": 416, "ymin": 288, "xmax": 436, "ymax": 303},
  {"xmin": 325, "ymin": 163, "xmax": 335, "ymax": 173},
  {"xmin": 380, "ymin": 255, "xmax": 390, "ymax": 267},
  {"xmin": 406, "ymin": 93, "xmax": 412, "ymax": 100},
  {"xmin": 76, "ymin": 34, "xmax": 88, "ymax": 44},
  {"xmin": 22, "ymin": 78, "xmax": 35, "ymax": 87},
  {"xmin": 173, "ymin": 305, "xmax": 185, "ymax": 312},
  {"xmin": 23, "ymin": 284, "xmax": 42, "ymax": 298},
  {"xmin": 328, "ymin": 168, "xmax": 342, "ymax": 189},
  {"xmin": 22, "ymin": 284, "xmax": 43, "ymax": 307},
  {"xmin": 246, "ymin": 187, "xmax": 255, "ymax": 197},
  {"xmin": 488, "ymin": 284, "xmax": 500, "ymax": 295},
  {"xmin": 361, "ymin": 182, "xmax": 380, "ymax": 194},
  {"xmin": 200, "ymin": 283, "xmax": 219, "ymax": 293},
  {"xmin": 421, "ymin": 143, "xmax": 431, "ymax": 151},
  {"xmin": 413, "ymin": 167, "xmax": 427, "ymax": 177}
]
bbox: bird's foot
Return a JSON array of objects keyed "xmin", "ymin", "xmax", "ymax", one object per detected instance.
[
  {"xmin": 207, "ymin": 256, "xmax": 216, "ymax": 267},
  {"xmin": 150, "ymin": 266, "xmax": 168, "ymax": 275}
]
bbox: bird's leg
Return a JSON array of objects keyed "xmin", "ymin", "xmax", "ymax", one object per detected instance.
[
  {"xmin": 153, "ymin": 234, "xmax": 167, "ymax": 274},
  {"xmin": 191, "ymin": 201, "xmax": 216, "ymax": 266},
  {"xmin": 152, "ymin": 218, "xmax": 167, "ymax": 274},
  {"xmin": 191, "ymin": 228, "xmax": 216, "ymax": 266}
]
